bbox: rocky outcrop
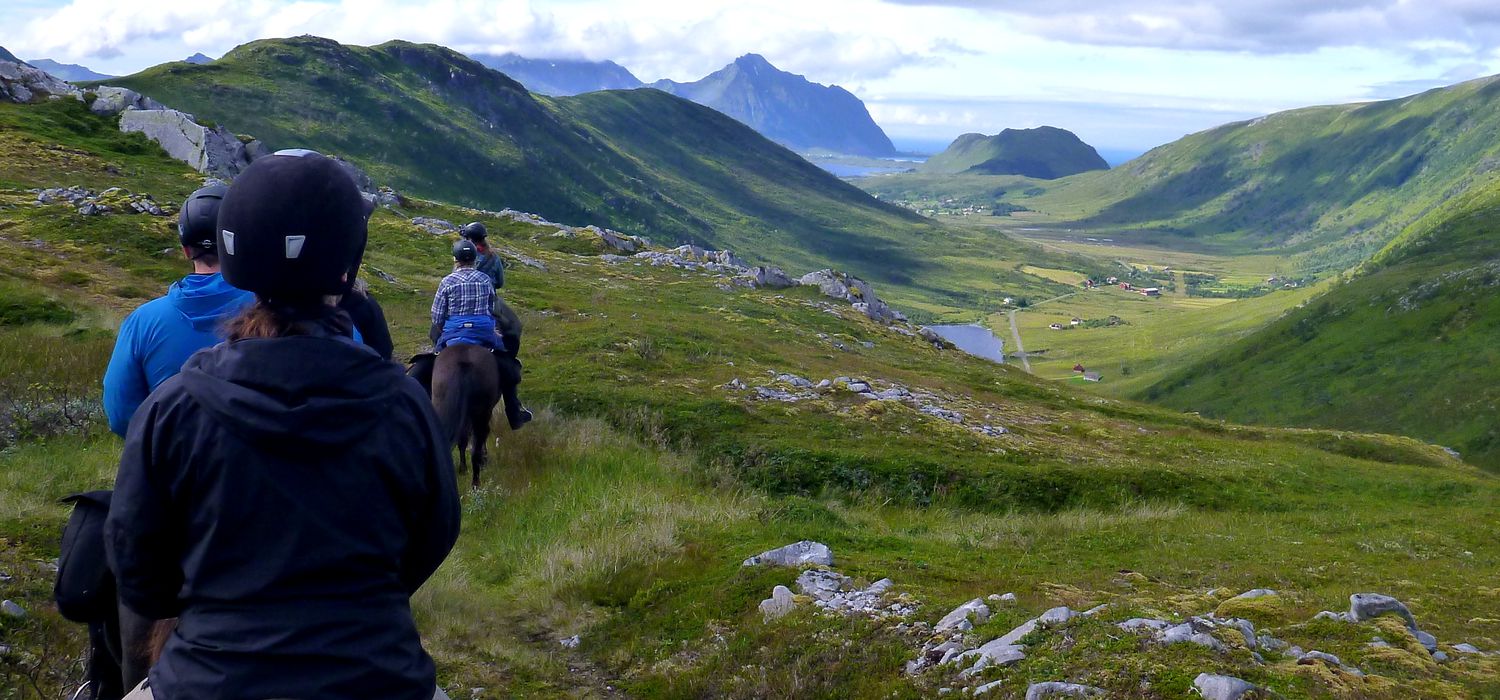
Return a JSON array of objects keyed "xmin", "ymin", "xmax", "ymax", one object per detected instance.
[
  {"xmin": 119, "ymin": 109, "xmax": 257, "ymax": 179},
  {"xmin": 411, "ymin": 217, "xmax": 457, "ymax": 236},
  {"xmin": 0, "ymin": 58, "xmax": 78, "ymax": 103},
  {"xmin": 1193, "ymin": 674, "xmax": 1260, "ymax": 700},
  {"xmin": 798, "ymin": 269, "xmax": 906, "ymax": 324},
  {"xmin": 87, "ymin": 86, "xmax": 165, "ymax": 116},
  {"xmin": 743, "ymin": 265, "xmax": 796, "ymax": 289},
  {"xmin": 33, "ymin": 186, "xmax": 167, "ymax": 216}
]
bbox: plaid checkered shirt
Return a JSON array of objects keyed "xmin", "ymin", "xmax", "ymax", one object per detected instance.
[{"xmin": 430, "ymin": 267, "xmax": 495, "ymax": 325}]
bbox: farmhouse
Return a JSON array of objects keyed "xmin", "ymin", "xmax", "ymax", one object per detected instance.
[
  {"xmin": 1140, "ymin": 288, "xmax": 1161, "ymax": 297},
  {"xmin": 1083, "ymin": 371, "xmax": 1102, "ymax": 382},
  {"xmin": 1049, "ymin": 323, "xmax": 1066, "ymax": 330}
]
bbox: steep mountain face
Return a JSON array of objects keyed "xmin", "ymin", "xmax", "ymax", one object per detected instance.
[
  {"xmin": 922, "ymin": 127, "xmax": 1109, "ymax": 179},
  {"xmin": 102, "ymin": 37, "xmax": 944, "ymax": 290},
  {"xmin": 26, "ymin": 59, "xmax": 113, "ymax": 82},
  {"xmin": 651, "ymin": 54, "xmax": 896, "ymax": 157},
  {"xmin": 183, "ymin": 53, "xmax": 214, "ymax": 65},
  {"xmin": 469, "ymin": 53, "xmax": 643, "ymax": 95},
  {"xmin": 1145, "ymin": 180, "xmax": 1500, "ymax": 469},
  {"xmin": 1014, "ymin": 75, "xmax": 1500, "ymax": 269}
]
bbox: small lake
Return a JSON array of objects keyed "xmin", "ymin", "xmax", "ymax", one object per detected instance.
[{"xmin": 927, "ymin": 324, "xmax": 1005, "ymax": 364}]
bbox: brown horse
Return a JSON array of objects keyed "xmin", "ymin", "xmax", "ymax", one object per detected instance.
[{"xmin": 430, "ymin": 343, "xmax": 501, "ymax": 490}]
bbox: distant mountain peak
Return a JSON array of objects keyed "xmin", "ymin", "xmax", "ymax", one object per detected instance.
[
  {"xmin": 23, "ymin": 58, "xmax": 114, "ymax": 82},
  {"xmin": 651, "ymin": 54, "xmax": 894, "ymax": 157},
  {"xmin": 468, "ymin": 52, "xmax": 643, "ymax": 96},
  {"xmin": 184, "ymin": 52, "xmax": 214, "ymax": 65},
  {"xmin": 922, "ymin": 126, "xmax": 1108, "ymax": 179}
]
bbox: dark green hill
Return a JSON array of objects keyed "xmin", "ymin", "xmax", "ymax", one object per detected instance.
[
  {"xmin": 651, "ymin": 54, "xmax": 896, "ymax": 157},
  {"xmin": 1013, "ymin": 75, "xmax": 1500, "ymax": 270},
  {"xmin": 922, "ymin": 127, "xmax": 1108, "ymax": 179},
  {"xmin": 101, "ymin": 38, "xmax": 939, "ymax": 286},
  {"xmin": 1144, "ymin": 180, "xmax": 1500, "ymax": 469}
]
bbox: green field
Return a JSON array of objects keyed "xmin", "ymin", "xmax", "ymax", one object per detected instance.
[{"xmin": 4, "ymin": 78, "xmax": 1500, "ymax": 699}]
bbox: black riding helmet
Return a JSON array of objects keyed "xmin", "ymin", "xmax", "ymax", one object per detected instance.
[
  {"xmin": 178, "ymin": 183, "xmax": 228, "ymax": 254},
  {"xmin": 217, "ymin": 151, "xmax": 368, "ymax": 299},
  {"xmin": 459, "ymin": 221, "xmax": 487, "ymax": 241},
  {"xmin": 453, "ymin": 239, "xmax": 478, "ymax": 264}
]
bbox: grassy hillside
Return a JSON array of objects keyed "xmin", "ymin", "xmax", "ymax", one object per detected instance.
[
  {"xmin": 960, "ymin": 75, "xmax": 1500, "ymax": 271},
  {"xmin": 4, "ymin": 96, "xmax": 1500, "ymax": 699},
  {"xmin": 923, "ymin": 128, "xmax": 1108, "ymax": 180},
  {"xmin": 95, "ymin": 37, "xmax": 1075, "ymax": 313},
  {"xmin": 1145, "ymin": 179, "xmax": 1500, "ymax": 470}
]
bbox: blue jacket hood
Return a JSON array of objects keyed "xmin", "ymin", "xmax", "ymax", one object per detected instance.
[{"xmin": 168, "ymin": 273, "xmax": 253, "ymax": 331}]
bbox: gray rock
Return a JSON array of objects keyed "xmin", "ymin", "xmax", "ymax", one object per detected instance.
[
  {"xmin": 559, "ymin": 634, "xmax": 580, "ymax": 648},
  {"xmin": 1, "ymin": 600, "xmax": 25, "ymax": 618},
  {"xmin": 760, "ymin": 585, "xmax": 797, "ymax": 621},
  {"xmin": 742, "ymin": 265, "xmax": 796, "ymax": 289},
  {"xmin": 988, "ymin": 592, "xmax": 1018, "ymax": 604},
  {"xmin": 0, "ymin": 57, "xmax": 80, "ymax": 103},
  {"xmin": 119, "ymin": 109, "xmax": 255, "ymax": 178},
  {"xmin": 411, "ymin": 217, "xmax": 457, "ymax": 236},
  {"xmin": 1038, "ymin": 606, "xmax": 1076, "ymax": 626},
  {"xmin": 1025, "ymin": 682, "xmax": 1106, "ymax": 700},
  {"xmin": 1313, "ymin": 610, "xmax": 1352, "ymax": 622},
  {"xmin": 1258, "ymin": 634, "xmax": 1288, "ymax": 652},
  {"xmin": 775, "ymin": 373, "xmax": 814, "ymax": 389},
  {"xmin": 797, "ymin": 269, "xmax": 907, "ymax": 324},
  {"xmin": 1414, "ymin": 629, "xmax": 1438, "ymax": 653},
  {"xmin": 845, "ymin": 381, "xmax": 872, "ymax": 394},
  {"xmin": 1080, "ymin": 604, "xmax": 1111, "ymax": 618},
  {"xmin": 795, "ymin": 569, "xmax": 850, "ymax": 602},
  {"xmin": 1160, "ymin": 623, "xmax": 1195, "ymax": 644},
  {"xmin": 1453, "ymin": 643, "xmax": 1484, "ymax": 654},
  {"xmin": 1433, "ymin": 650, "xmax": 1450, "ymax": 663},
  {"xmin": 936, "ymin": 598, "xmax": 991, "ymax": 632},
  {"xmin": 866, "ymin": 578, "xmax": 895, "ymax": 595},
  {"xmin": 1233, "ymin": 588, "xmax": 1277, "ymax": 600},
  {"xmin": 1118, "ymin": 618, "xmax": 1169, "ymax": 632},
  {"xmin": 742, "ymin": 540, "xmax": 833, "ymax": 567},
  {"xmin": 874, "ymin": 387, "xmax": 910, "ymax": 401},
  {"xmin": 88, "ymin": 86, "xmax": 166, "ymax": 115},
  {"xmin": 327, "ymin": 155, "xmax": 375, "ymax": 194},
  {"xmin": 962, "ymin": 640, "xmax": 1026, "ymax": 672},
  {"xmin": 974, "ymin": 679, "xmax": 1005, "ymax": 696},
  {"xmin": 993, "ymin": 618, "xmax": 1039, "ymax": 646},
  {"xmin": 1193, "ymin": 673, "xmax": 1258, "ymax": 700},
  {"xmin": 1349, "ymin": 593, "xmax": 1418, "ymax": 630},
  {"xmin": 1298, "ymin": 650, "xmax": 1346, "ymax": 667}
]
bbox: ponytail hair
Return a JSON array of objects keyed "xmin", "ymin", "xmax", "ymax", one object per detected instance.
[{"xmin": 224, "ymin": 296, "xmax": 350, "ymax": 341}]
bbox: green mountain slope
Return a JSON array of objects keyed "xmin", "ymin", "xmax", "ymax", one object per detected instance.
[
  {"xmin": 5, "ymin": 96, "xmax": 1500, "ymax": 699},
  {"xmin": 922, "ymin": 127, "xmax": 1108, "ymax": 179},
  {"xmin": 98, "ymin": 38, "xmax": 938, "ymax": 288},
  {"xmin": 1004, "ymin": 75, "xmax": 1500, "ymax": 270},
  {"xmin": 1145, "ymin": 180, "xmax": 1500, "ymax": 469}
]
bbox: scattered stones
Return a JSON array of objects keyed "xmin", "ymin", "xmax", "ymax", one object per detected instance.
[
  {"xmin": 760, "ymin": 585, "xmax": 797, "ymax": 621},
  {"xmin": 559, "ymin": 635, "xmax": 580, "ymax": 649},
  {"xmin": 1298, "ymin": 650, "xmax": 1364, "ymax": 676},
  {"xmin": 33, "ymin": 186, "xmax": 165, "ymax": 216},
  {"xmin": 935, "ymin": 598, "xmax": 991, "ymax": 632},
  {"xmin": 119, "ymin": 109, "xmax": 258, "ymax": 178},
  {"xmin": 989, "ymin": 592, "xmax": 1017, "ymax": 604},
  {"xmin": 1025, "ymin": 681, "xmax": 1106, "ymax": 699},
  {"xmin": 742, "ymin": 540, "xmax": 834, "ymax": 568},
  {"xmin": 775, "ymin": 373, "xmax": 814, "ymax": 389},
  {"xmin": 1118, "ymin": 618, "xmax": 1170, "ymax": 632},
  {"xmin": 411, "ymin": 217, "xmax": 457, "ymax": 236},
  {"xmin": 1193, "ymin": 673, "xmax": 1259, "ymax": 700},
  {"xmin": 1, "ymin": 600, "xmax": 25, "ymax": 619}
]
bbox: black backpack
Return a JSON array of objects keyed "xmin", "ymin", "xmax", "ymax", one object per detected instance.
[{"xmin": 55, "ymin": 491, "xmax": 116, "ymax": 623}]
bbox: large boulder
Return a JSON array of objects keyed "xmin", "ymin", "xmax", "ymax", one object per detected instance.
[
  {"xmin": 742, "ymin": 265, "xmax": 796, "ymax": 289},
  {"xmin": 1349, "ymin": 593, "xmax": 1419, "ymax": 630},
  {"xmin": 0, "ymin": 57, "xmax": 79, "ymax": 103},
  {"xmin": 797, "ymin": 269, "xmax": 907, "ymax": 324},
  {"xmin": 1193, "ymin": 674, "xmax": 1259, "ymax": 700},
  {"xmin": 119, "ymin": 109, "xmax": 255, "ymax": 179},
  {"xmin": 88, "ymin": 86, "xmax": 165, "ymax": 116},
  {"xmin": 742, "ymin": 540, "xmax": 833, "ymax": 567}
]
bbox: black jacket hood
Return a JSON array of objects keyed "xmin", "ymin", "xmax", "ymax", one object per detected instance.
[{"xmin": 178, "ymin": 330, "xmax": 404, "ymax": 448}]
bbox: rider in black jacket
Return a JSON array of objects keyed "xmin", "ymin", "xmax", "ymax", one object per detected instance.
[{"xmin": 105, "ymin": 150, "xmax": 460, "ymax": 700}]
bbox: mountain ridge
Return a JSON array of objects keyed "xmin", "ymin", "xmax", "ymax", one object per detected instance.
[
  {"xmin": 651, "ymin": 53, "xmax": 896, "ymax": 157},
  {"xmin": 469, "ymin": 52, "xmax": 643, "ymax": 95},
  {"xmin": 26, "ymin": 58, "xmax": 113, "ymax": 82}
]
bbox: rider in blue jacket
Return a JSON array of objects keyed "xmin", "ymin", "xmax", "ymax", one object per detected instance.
[{"xmin": 102, "ymin": 184, "xmax": 252, "ymax": 436}]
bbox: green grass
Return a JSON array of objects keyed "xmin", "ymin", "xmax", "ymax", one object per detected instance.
[
  {"xmin": 1145, "ymin": 179, "xmax": 1500, "ymax": 471},
  {"xmin": 4, "ymin": 82, "xmax": 1500, "ymax": 699}
]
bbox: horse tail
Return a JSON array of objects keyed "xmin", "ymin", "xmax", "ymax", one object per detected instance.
[{"xmin": 435, "ymin": 358, "xmax": 473, "ymax": 449}]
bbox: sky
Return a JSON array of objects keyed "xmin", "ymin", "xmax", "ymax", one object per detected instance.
[{"xmin": 4, "ymin": 0, "xmax": 1500, "ymax": 154}]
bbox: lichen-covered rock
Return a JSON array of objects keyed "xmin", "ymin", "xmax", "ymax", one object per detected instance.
[
  {"xmin": 412, "ymin": 217, "xmax": 457, "ymax": 236},
  {"xmin": 118, "ymin": 109, "xmax": 255, "ymax": 178},
  {"xmin": 797, "ymin": 269, "xmax": 907, "ymax": 324},
  {"xmin": 742, "ymin": 540, "xmax": 833, "ymax": 567},
  {"xmin": 742, "ymin": 265, "xmax": 796, "ymax": 289},
  {"xmin": 1216, "ymin": 589, "xmax": 1292, "ymax": 623}
]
